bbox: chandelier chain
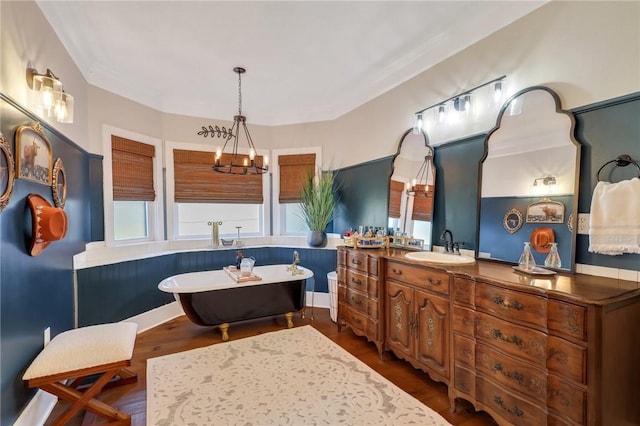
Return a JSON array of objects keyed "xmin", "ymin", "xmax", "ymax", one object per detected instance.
[{"xmin": 238, "ymin": 71, "xmax": 242, "ymax": 116}]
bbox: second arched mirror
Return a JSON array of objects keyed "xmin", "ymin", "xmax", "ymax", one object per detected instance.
[
  {"xmin": 389, "ymin": 129, "xmax": 435, "ymax": 250},
  {"xmin": 477, "ymin": 86, "xmax": 581, "ymax": 272}
]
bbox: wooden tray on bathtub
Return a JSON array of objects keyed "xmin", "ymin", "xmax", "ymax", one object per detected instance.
[{"xmin": 223, "ymin": 266, "xmax": 263, "ymax": 283}]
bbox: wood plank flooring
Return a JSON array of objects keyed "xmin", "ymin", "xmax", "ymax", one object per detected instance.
[{"xmin": 46, "ymin": 308, "xmax": 496, "ymax": 425}]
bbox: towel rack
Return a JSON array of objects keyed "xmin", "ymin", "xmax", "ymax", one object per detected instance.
[{"xmin": 596, "ymin": 154, "xmax": 640, "ymax": 182}]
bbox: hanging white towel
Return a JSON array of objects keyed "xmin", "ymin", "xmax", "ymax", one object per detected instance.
[{"xmin": 589, "ymin": 177, "xmax": 640, "ymax": 255}]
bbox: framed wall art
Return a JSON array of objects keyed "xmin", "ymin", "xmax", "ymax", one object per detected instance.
[
  {"xmin": 15, "ymin": 122, "xmax": 53, "ymax": 185},
  {"xmin": 51, "ymin": 158, "xmax": 67, "ymax": 208},
  {"xmin": 525, "ymin": 198, "xmax": 565, "ymax": 224},
  {"xmin": 0, "ymin": 132, "xmax": 16, "ymax": 211},
  {"xmin": 503, "ymin": 208, "xmax": 523, "ymax": 234}
]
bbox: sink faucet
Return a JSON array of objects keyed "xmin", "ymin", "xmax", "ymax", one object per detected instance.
[{"xmin": 440, "ymin": 229, "xmax": 454, "ymax": 253}]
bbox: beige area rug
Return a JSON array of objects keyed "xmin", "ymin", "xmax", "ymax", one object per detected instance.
[{"xmin": 147, "ymin": 325, "xmax": 452, "ymax": 425}]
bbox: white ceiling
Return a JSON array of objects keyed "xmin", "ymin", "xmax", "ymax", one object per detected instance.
[{"xmin": 37, "ymin": 1, "xmax": 546, "ymax": 126}]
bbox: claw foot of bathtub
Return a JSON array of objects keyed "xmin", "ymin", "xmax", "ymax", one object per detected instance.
[
  {"xmin": 285, "ymin": 312, "xmax": 294, "ymax": 328},
  {"xmin": 219, "ymin": 323, "xmax": 230, "ymax": 341}
]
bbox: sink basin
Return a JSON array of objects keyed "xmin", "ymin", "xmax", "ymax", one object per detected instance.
[{"xmin": 404, "ymin": 251, "xmax": 476, "ymax": 265}]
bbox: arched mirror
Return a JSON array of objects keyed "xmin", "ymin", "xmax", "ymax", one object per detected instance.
[
  {"xmin": 389, "ymin": 129, "xmax": 435, "ymax": 250},
  {"xmin": 477, "ymin": 86, "xmax": 581, "ymax": 272}
]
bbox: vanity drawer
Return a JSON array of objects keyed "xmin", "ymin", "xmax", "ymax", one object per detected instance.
[
  {"xmin": 475, "ymin": 312, "xmax": 547, "ymax": 366},
  {"xmin": 476, "ymin": 283, "xmax": 547, "ymax": 329},
  {"xmin": 453, "ymin": 334, "xmax": 475, "ymax": 368},
  {"xmin": 339, "ymin": 304, "xmax": 378, "ymax": 340},
  {"xmin": 548, "ymin": 300, "xmax": 586, "ymax": 342},
  {"xmin": 453, "ymin": 277, "xmax": 475, "ymax": 308},
  {"xmin": 345, "ymin": 269, "xmax": 368, "ymax": 294},
  {"xmin": 547, "ymin": 374, "xmax": 586, "ymax": 425},
  {"xmin": 346, "ymin": 251, "xmax": 369, "ymax": 273},
  {"xmin": 368, "ymin": 256, "xmax": 380, "ymax": 278},
  {"xmin": 454, "ymin": 364, "xmax": 475, "ymax": 397},
  {"xmin": 547, "ymin": 336, "xmax": 586, "ymax": 384},
  {"xmin": 386, "ymin": 261, "xmax": 450, "ymax": 296},
  {"xmin": 453, "ymin": 305, "xmax": 475, "ymax": 337},
  {"xmin": 476, "ymin": 376, "xmax": 546, "ymax": 426},
  {"xmin": 344, "ymin": 287, "xmax": 379, "ymax": 320},
  {"xmin": 476, "ymin": 343, "xmax": 546, "ymax": 402}
]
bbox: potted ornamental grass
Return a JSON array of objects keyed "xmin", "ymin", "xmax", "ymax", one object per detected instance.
[{"xmin": 299, "ymin": 169, "xmax": 337, "ymax": 247}]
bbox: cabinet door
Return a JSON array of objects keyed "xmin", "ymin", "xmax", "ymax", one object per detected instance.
[
  {"xmin": 386, "ymin": 281, "xmax": 413, "ymax": 357},
  {"xmin": 415, "ymin": 290, "xmax": 450, "ymax": 379}
]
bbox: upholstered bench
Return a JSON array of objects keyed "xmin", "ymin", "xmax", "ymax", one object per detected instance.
[{"xmin": 22, "ymin": 322, "xmax": 138, "ymax": 425}]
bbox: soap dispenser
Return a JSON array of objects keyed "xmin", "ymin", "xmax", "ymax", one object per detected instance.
[
  {"xmin": 518, "ymin": 242, "xmax": 536, "ymax": 270},
  {"xmin": 544, "ymin": 242, "xmax": 561, "ymax": 268}
]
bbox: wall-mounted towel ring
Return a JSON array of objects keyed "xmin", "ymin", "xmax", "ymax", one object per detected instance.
[{"xmin": 596, "ymin": 154, "xmax": 640, "ymax": 182}]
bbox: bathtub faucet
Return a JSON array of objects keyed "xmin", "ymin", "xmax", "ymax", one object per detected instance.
[{"xmin": 287, "ymin": 250, "xmax": 304, "ymax": 275}]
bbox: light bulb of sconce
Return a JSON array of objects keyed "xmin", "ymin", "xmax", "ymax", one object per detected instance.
[
  {"xmin": 215, "ymin": 147, "xmax": 222, "ymax": 159},
  {"xmin": 405, "ymin": 182, "xmax": 411, "ymax": 191},
  {"xmin": 437, "ymin": 104, "xmax": 446, "ymax": 124},
  {"xmin": 264, "ymin": 155, "xmax": 269, "ymax": 167},
  {"xmin": 249, "ymin": 148, "xmax": 255, "ymax": 161},
  {"xmin": 411, "ymin": 178, "xmax": 417, "ymax": 188},
  {"xmin": 463, "ymin": 95, "xmax": 471, "ymax": 113},
  {"xmin": 243, "ymin": 157, "xmax": 249, "ymax": 167},
  {"xmin": 413, "ymin": 113, "xmax": 423, "ymax": 134},
  {"xmin": 493, "ymin": 81, "xmax": 503, "ymax": 104}
]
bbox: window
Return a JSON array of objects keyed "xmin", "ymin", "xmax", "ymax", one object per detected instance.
[
  {"xmin": 273, "ymin": 150, "xmax": 319, "ymax": 235},
  {"xmin": 168, "ymin": 146, "xmax": 268, "ymax": 239},
  {"xmin": 110, "ymin": 134, "xmax": 159, "ymax": 242}
]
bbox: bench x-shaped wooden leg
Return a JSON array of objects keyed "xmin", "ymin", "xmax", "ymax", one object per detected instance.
[{"xmin": 27, "ymin": 360, "xmax": 135, "ymax": 426}]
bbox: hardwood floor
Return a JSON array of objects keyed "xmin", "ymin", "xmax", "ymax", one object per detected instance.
[{"xmin": 46, "ymin": 308, "xmax": 496, "ymax": 425}]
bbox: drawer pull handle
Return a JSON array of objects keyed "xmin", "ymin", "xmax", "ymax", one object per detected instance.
[
  {"xmin": 351, "ymin": 258, "xmax": 362, "ymax": 265},
  {"xmin": 491, "ymin": 328, "xmax": 523, "ymax": 347},
  {"xmin": 494, "ymin": 396, "xmax": 524, "ymax": 418},
  {"xmin": 427, "ymin": 277, "xmax": 442, "ymax": 286},
  {"xmin": 351, "ymin": 297, "xmax": 363, "ymax": 306},
  {"xmin": 493, "ymin": 362, "xmax": 524, "ymax": 385},
  {"xmin": 351, "ymin": 316, "xmax": 362, "ymax": 325},
  {"xmin": 351, "ymin": 277, "xmax": 363, "ymax": 285},
  {"xmin": 392, "ymin": 268, "xmax": 403, "ymax": 276},
  {"xmin": 493, "ymin": 296, "xmax": 524, "ymax": 311}
]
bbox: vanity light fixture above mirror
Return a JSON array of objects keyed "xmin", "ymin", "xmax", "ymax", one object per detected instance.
[{"xmin": 412, "ymin": 75, "xmax": 506, "ymax": 133}]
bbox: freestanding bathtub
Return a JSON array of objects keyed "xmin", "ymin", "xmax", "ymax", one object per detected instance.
[{"xmin": 158, "ymin": 264, "xmax": 313, "ymax": 340}]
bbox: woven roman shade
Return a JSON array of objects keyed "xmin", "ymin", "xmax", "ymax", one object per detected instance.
[
  {"xmin": 278, "ymin": 153, "xmax": 316, "ymax": 203},
  {"xmin": 173, "ymin": 149, "xmax": 263, "ymax": 203},
  {"xmin": 411, "ymin": 185, "xmax": 434, "ymax": 222},
  {"xmin": 388, "ymin": 180, "xmax": 404, "ymax": 219},
  {"xmin": 112, "ymin": 136, "xmax": 156, "ymax": 201}
]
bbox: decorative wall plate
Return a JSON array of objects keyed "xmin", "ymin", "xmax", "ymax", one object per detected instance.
[
  {"xmin": 0, "ymin": 132, "xmax": 16, "ymax": 211},
  {"xmin": 503, "ymin": 208, "xmax": 523, "ymax": 234},
  {"xmin": 51, "ymin": 158, "xmax": 67, "ymax": 208},
  {"xmin": 526, "ymin": 198, "xmax": 565, "ymax": 224},
  {"xmin": 15, "ymin": 122, "xmax": 53, "ymax": 185}
]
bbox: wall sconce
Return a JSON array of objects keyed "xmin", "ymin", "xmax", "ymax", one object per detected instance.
[
  {"xmin": 532, "ymin": 176, "xmax": 557, "ymax": 195},
  {"xmin": 26, "ymin": 67, "xmax": 74, "ymax": 123}
]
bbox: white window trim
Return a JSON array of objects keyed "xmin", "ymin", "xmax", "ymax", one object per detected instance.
[
  {"xmin": 164, "ymin": 140, "xmax": 270, "ymax": 240},
  {"xmin": 271, "ymin": 147, "xmax": 322, "ymax": 236},
  {"xmin": 102, "ymin": 125, "xmax": 165, "ymax": 246}
]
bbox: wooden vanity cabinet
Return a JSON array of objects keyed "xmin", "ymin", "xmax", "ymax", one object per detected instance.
[
  {"xmin": 336, "ymin": 246, "xmax": 384, "ymax": 357},
  {"xmin": 449, "ymin": 272, "xmax": 640, "ymax": 426},
  {"xmin": 385, "ymin": 259, "xmax": 450, "ymax": 384}
]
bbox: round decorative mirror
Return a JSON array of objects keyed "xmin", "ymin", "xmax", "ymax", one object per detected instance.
[
  {"xmin": 52, "ymin": 158, "xmax": 67, "ymax": 208},
  {"xmin": 0, "ymin": 132, "xmax": 16, "ymax": 212}
]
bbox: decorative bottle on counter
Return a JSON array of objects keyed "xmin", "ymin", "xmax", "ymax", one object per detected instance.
[
  {"xmin": 544, "ymin": 242, "xmax": 561, "ymax": 268},
  {"xmin": 236, "ymin": 250, "xmax": 243, "ymax": 270},
  {"xmin": 518, "ymin": 242, "xmax": 536, "ymax": 270}
]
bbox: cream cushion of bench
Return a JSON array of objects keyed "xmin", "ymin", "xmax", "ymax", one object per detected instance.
[{"xmin": 23, "ymin": 322, "xmax": 138, "ymax": 380}]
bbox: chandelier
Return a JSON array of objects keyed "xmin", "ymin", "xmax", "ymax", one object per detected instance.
[
  {"xmin": 198, "ymin": 67, "xmax": 268, "ymax": 175},
  {"xmin": 406, "ymin": 152, "xmax": 435, "ymax": 197}
]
